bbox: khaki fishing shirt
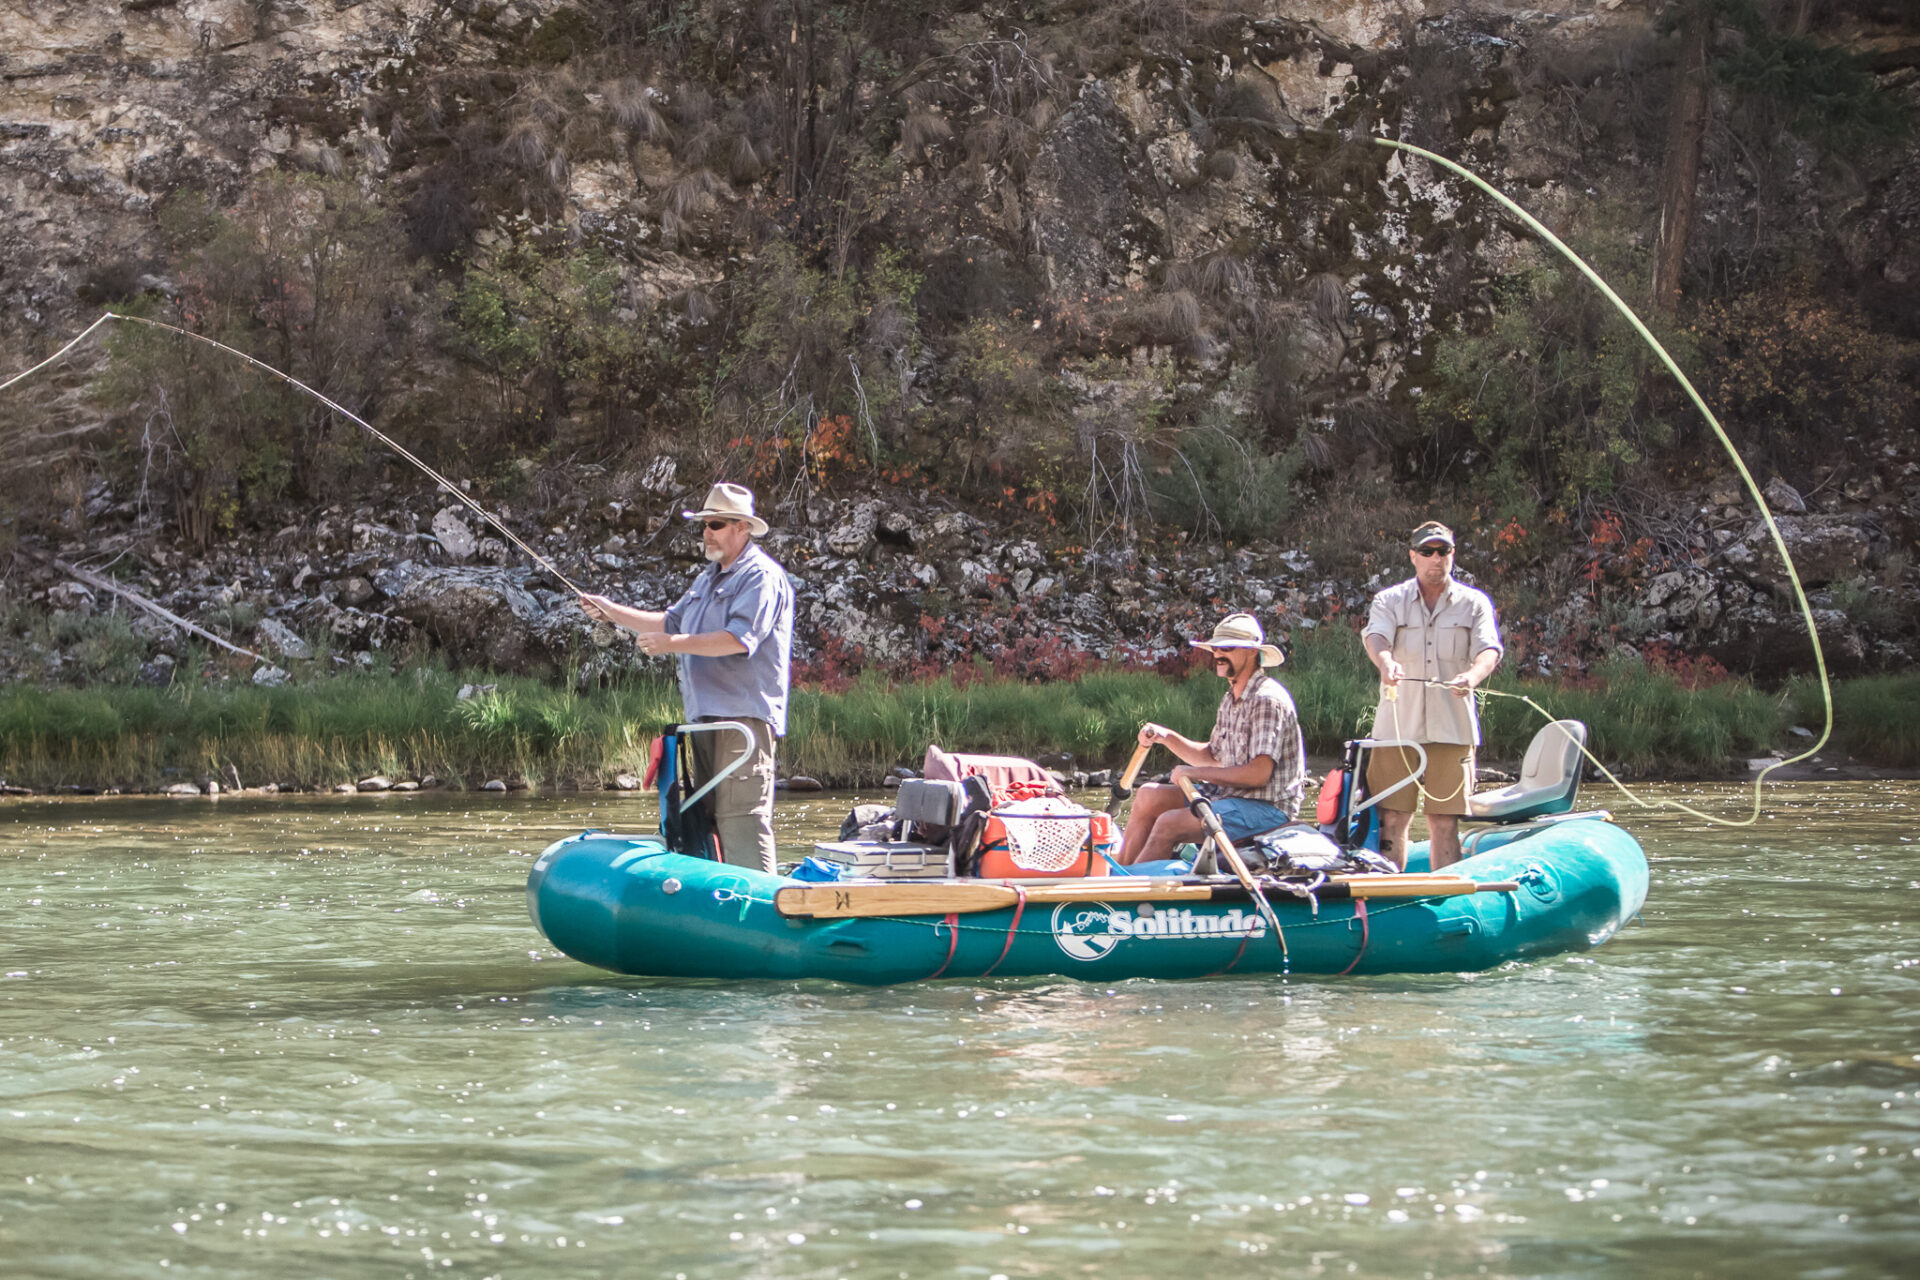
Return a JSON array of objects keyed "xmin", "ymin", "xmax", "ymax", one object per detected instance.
[
  {"xmin": 1199, "ymin": 670, "xmax": 1307, "ymax": 819},
  {"xmin": 1364, "ymin": 576, "xmax": 1503, "ymax": 746}
]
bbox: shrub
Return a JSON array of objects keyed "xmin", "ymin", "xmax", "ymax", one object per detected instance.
[
  {"xmin": 1688, "ymin": 285, "xmax": 1920, "ymax": 475},
  {"xmin": 709, "ymin": 241, "xmax": 922, "ymax": 484},
  {"xmin": 1415, "ymin": 234, "xmax": 1693, "ymax": 518},
  {"xmin": 98, "ymin": 177, "xmax": 423, "ymax": 539},
  {"xmin": 444, "ymin": 242, "xmax": 670, "ymax": 447}
]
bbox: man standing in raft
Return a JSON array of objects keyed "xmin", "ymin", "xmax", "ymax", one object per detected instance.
[
  {"xmin": 1116, "ymin": 613, "xmax": 1306, "ymax": 865},
  {"xmin": 578, "ymin": 483, "xmax": 794, "ymax": 874},
  {"xmin": 1362, "ymin": 520, "xmax": 1503, "ymax": 870}
]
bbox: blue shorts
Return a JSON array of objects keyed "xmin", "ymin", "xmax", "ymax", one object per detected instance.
[{"xmin": 1204, "ymin": 796, "xmax": 1292, "ymax": 842}]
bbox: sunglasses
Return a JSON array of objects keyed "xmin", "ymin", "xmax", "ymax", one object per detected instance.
[
  {"xmin": 704, "ymin": 519, "xmax": 737, "ymax": 531},
  {"xmin": 1414, "ymin": 544, "xmax": 1452, "ymax": 557}
]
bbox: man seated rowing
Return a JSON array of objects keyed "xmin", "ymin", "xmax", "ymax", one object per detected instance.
[{"xmin": 1114, "ymin": 613, "xmax": 1308, "ymax": 866}]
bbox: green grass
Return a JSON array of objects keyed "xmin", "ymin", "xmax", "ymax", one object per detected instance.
[
  {"xmin": 0, "ymin": 667, "xmax": 676, "ymax": 792},
  {"xmin": 1268, "ymin": 622, "xmax": 1782, "ymax": 777},
  {"xmin": 1788, "ymin": 672, "xmax": 1920, "ymax": 767},
  {"xmin": 0, "ymin": 625, "xmax": 1831, "ymax": 792}
]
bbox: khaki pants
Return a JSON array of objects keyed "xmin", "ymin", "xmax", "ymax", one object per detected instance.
[
  {"xmin": 689, "ymin": 717, "xmax": 778, "ymax": 874},
  {"xmin": 1366, "ymin": 742, "xmax": 1476, "ymax": 816}
]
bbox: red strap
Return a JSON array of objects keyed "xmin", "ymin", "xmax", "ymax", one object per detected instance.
[
  {"xmin": 1335, "ymin": 900, "xmax": 1371, "ymax": 976},
  {"xmin": 1204, "ymin": 925, "xmax": 1255, "ymax": 977},
  {"xmin": 1203, "ymin": 902, "xmax": 1262, "ymax": 977},
  {"xmin": 926, "ymin": 912, "xmax": 961, "ymax": 980},
  {"xmin": 978, "ymin": 886, "xmax": 1028, "ymax": 977}
]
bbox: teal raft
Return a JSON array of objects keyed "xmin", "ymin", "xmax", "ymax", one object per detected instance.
[{"xmin": 525, "ymin": 816, "xmax": 1648, "ymax": 985}]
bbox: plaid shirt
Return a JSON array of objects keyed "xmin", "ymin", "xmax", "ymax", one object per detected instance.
[{"xmin": 1199, "ymin": 670, "xmax": 1306, "ymax": 819}]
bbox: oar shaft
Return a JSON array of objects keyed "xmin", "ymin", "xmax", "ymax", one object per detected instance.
[{"xmin": 774, "ymin": 875, "xmax": 1516, "ymax": 919}]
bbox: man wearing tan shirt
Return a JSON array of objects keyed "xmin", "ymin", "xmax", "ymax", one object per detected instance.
[{"xmin": 1361, "ymin": 521, "xmax": 1503, "ymax": 869}]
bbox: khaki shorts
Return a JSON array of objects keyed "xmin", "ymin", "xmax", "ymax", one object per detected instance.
[{"xmin": 1366, "ymin": 742, "xmax": 1476, "ymax": 816}]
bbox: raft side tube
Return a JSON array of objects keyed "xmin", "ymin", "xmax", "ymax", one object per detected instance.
[{"xmin": 526, "ymin": 818, "xmax": 1648, "ymax": 983}]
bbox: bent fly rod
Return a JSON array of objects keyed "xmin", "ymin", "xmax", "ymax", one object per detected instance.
[{"xmin": 1, "ymin": 311, "xmax": 585, "ymax": 594}]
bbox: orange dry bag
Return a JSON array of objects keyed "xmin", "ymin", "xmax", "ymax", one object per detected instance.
[{"xmin": 975, "ymin": 800, "xmax": 1113, "ymax": 879}]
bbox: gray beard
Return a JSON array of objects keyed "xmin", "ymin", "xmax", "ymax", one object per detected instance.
[{"xmin": 703, "ymin": 546, "xmax": 724, "ymax": 563}]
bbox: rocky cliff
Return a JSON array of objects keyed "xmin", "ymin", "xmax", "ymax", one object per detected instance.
[{"xmin": 2, "ymin": 0, "xmax": 1917, "ymax": 687}]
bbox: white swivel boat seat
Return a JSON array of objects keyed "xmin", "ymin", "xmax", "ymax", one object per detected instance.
[{"xmin": 1467, "ymin": 719, "xmax": 1588, "ymax": 822}]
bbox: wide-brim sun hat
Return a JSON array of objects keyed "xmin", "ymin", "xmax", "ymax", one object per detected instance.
[
  {"xmin": 682, "ymin": 482, "xmax": 768, "ymax": 537},
  {"xmin": 1190, "ymin": 612, "xmax": 1284, "ymax": 667}
]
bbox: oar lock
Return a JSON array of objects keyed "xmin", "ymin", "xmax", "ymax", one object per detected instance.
[{"xmin": 1516, "ymin": 862, "xmax": 1558, "ymax": 904}]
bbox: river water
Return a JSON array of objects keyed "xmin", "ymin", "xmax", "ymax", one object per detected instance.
[{"xmin": 1, "ymin": 783, "xmax": 1915, "ymax": 1279}]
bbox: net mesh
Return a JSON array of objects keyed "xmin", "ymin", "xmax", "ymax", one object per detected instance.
[{"xmin": 994, "ymin": 799, "xmax": 1094, "ymax": 872}]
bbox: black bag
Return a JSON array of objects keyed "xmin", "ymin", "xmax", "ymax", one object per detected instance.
[
  {"xmin": 1243, "ymin": 825, "xmax": 1400, "ymax": 877},
  {"xmin": 659, "ymin": 730, "xmax": 719, "ymax": 860},
  {"xmin": 839, "ymin": 802, "xmax": 895, "ymax": 841}
]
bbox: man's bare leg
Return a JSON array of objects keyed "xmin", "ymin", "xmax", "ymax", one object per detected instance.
[
  {"xmin": 1139, "ymin": 809, "xmax": 1206, "ymax": 862},
  {"xmin": 1377, "ymin": 808, "xmax": 1415, "ymax": 870},
  {"xmin": 1117, "ymin": 784, "xmax": 1186, "ymax": 864},
  {"xmin": 1426, "ymin": 814, "xmax": 1462, "ymax": 870}
]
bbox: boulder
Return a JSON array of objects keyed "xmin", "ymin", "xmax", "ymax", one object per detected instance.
[
  {"xmin": 612, "ymin": 772, "xmax": 641, "ymax": 791},
  {"xmin": 1709, "ymin": 605, "xmax": 1868, "ymax": 679},
  {"xmin": 163, "ymin": 783, "xmax": 202, "ymax": 797},
  {"xmin": 1639, "ymin": 569, "xmax": 1722, "ymax": 634},
  {"xmin": 254, "ymin": 617, "xmax": 311, "ymax": 661},
  {"xmin": 251, "ymin": 664, "xmax": 292, "ymax": 687},
  {"xmin": 818, "ymin": 604, "xmax": 910, "ymax": 661},
  {"xmin": 373, "ymin": 562, "xmax": 545, "ymax": 669},
  {"xmin": 638, "ymin": 454, "xmax": 678, "ymax": 494},
  {"xmin": 948, "ymin": 558, "xmax": 993, "ymax": 597},
  {"xmin": 432, "ymin": 507, "xmax": 479, "ymax": 560},
  {"xmin": 356, "ymin": 776, "xmax": 392, "ymax": 792},
  {"xmin": 1763, "ymin": 477, "xmax": 1808, "ymax": 515},
  {"xmin": 825, "ymin": 502, "xmax": 880, "ymax": 559},
  {"xmin": 481, "ymin": 779, "xmax": 508, "ymax": 792},
  {"xmin": 1734, "ymin": 516, "xmax": 1874, "ymax": 591}
]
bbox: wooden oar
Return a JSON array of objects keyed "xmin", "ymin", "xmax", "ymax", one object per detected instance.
[
  {"xmin": 1105, "ymin": 741, "xmax": 1152, "ymax": 817},
  {"xmin": 777, "ymin": 879, "xmax": 1215, "ymax": 918},
  {"xmin": 1173, "ymin": 774, "xmax": 1287, "ymax": 950},
  {"xmin": 774, "ymin": 875, "xmax": 1516, "ymax": 919}
]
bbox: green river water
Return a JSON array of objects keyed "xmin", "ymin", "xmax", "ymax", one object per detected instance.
[{"xmin": 1, "ymin": 783, "xmax": 1916, "ymax": 1279}]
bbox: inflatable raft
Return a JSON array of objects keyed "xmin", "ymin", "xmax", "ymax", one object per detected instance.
[{"xmin": 525, "ymin": 813, "xmax": 1648, "ymax": 984}]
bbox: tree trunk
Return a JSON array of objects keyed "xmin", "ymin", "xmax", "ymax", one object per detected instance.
[{"xmin": 1651, "ymin": 2, "xmax": 1713, "ymax": 313}]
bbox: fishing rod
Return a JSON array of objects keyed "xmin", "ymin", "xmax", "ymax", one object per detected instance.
[
  {"xmin": 1369, "ymin": 136, "xmax": 1836, "ymax": 829},
  {"xmin": 2, "ymin": 311, "xmax": 587, "ymax": 594}
]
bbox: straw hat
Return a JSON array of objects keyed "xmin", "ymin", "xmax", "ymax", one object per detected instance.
[
  {"xmin": 682, "ymin": 482, "xmax": 768, "ymax": 537},
  {"xmin": 1190, "ymin": 612, "xmax": 1285, "ymax": 667}
]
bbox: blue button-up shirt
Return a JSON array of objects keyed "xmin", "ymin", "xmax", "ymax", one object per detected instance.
[{"xmin": 663, "ymin": 543, "xmax": 796, "ymax": 736}]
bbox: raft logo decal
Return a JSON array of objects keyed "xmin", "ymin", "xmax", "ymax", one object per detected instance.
[
  {"xmin": 1049, "ymin": 902, "xmax": 1266, "ymax": 961},
  {"xmin": 1051, "ymin": 903, "xmax": 1122, "ymax": 962}
]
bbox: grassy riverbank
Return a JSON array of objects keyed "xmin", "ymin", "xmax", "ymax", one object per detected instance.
[{"xmin": 0, "ymin": 623, "xmax": 1890, "ymax": 794}]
